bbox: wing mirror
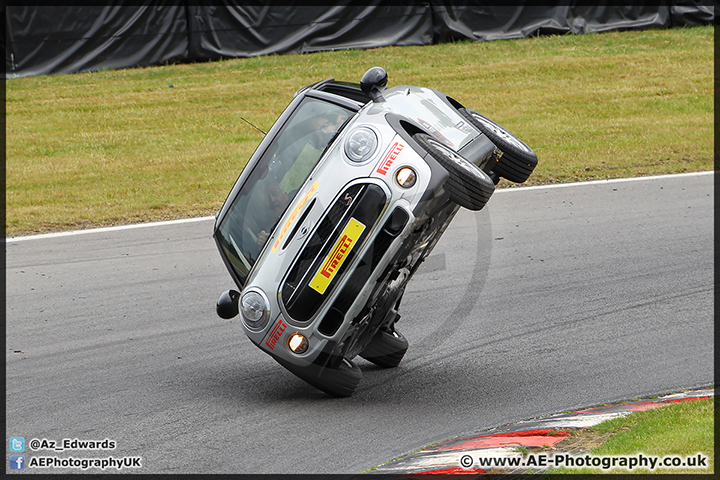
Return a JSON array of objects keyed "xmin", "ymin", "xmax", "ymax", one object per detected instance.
[
  {"xmin": 217, "ymin": 289, "xmax": 240, "ymax": 319},
  {"xmin": 361, "ymin": 67, "xmax": 388, "ymax": 103}
]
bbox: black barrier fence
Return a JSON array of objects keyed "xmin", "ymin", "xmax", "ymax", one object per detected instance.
[{"xmin": 4, "ymin": 2, "xmax": 715, "ymax": 79}]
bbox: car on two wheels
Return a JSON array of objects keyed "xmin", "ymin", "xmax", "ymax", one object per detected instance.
[{"xmin": 214, "ymin": 67, "xmax": 537, "ymax": 396}]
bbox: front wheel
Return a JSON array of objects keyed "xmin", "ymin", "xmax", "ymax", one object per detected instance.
[
  {"xmin": 413, "ymin": 133, "xmax": 495, "ymax": 211},
  {"xmin": 274, "ymin": 356, "xmax": 363, "ymax": 398},
  {"xmin": 459, "ymin": 108, "xmax": 538, "ymax": 183}
]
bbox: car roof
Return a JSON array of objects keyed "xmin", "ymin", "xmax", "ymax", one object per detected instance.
[{"xmin": 296, "ymin": 78, "xmax": 371, "ymax": 105}]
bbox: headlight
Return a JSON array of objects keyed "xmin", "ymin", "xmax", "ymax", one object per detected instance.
[
  {"xmin": 395, "ymin": 167, "xmax": 417, "ymax": 188},
  {"xmin": 345, "ymin": 127, "xmax": 378, "ymax": 163},
  {"xmin": 288, "ymin": 333, "xmax": 309, "ymax": 354},
  {"xmin": 240, "ymin": 289, "xmax": 270, "ymax": 330}
]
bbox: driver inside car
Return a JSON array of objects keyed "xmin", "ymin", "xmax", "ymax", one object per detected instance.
[
  {"xmin": 249, "ymin": 110, "xmax": 348, "ymax": 249},
  {"xmin": 255, "ymin": 180, "xmax": 290, "ymax": 246},
  {"xmin": 293, "ymin": 111, "xmax": 347, "ymax": 174}
]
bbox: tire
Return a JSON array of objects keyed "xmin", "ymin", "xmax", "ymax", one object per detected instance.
[
  {"xmin": 274, "ymin": 356, "xmax": 362, "ymax": 398},
  {"xmin": 459, "ymin": 108, "xmax": 538, "ymax": 183},
  {"xmin": 360, "ymin": 328, "xmax": 409, "ymax": 368},
  {"xmin": 413, "ymin": 133, "xmax": 495, "ymax": 211}
]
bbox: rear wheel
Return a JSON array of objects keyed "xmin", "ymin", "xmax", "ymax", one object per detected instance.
[
  {"xmin": 459, "ymin": 108, "xmax": 538, "ymax": 183},
  {"xmin": 413, "ymin": 133, "xmax": 495, "ymax": 211},
  {"xmin": 360, "ymin": 328, "xmax": 409, "ymax": 368}
]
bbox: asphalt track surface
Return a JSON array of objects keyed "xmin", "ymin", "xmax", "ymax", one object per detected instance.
[{"xmin": 5, "ymin": 172, "xmax": 714, "ymax": 475}]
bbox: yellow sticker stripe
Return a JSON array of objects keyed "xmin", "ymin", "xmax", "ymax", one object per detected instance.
[
  {"xmin": 309, "ymin": 218, "xmax": 366, "ymax": 294},
  {"xmin": 272, "ymin": 181, "xmax": 319, "ymax": 253}
]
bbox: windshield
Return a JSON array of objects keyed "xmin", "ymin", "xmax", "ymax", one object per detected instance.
[{"xmin": 216, "ymin": 97, "xmax": 352, "ymax": 287}]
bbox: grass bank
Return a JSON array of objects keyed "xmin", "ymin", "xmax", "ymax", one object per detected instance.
[
  {"xmin": 5, "ymin": 25, "xmax": 713, "ymax": 236},
  {"xmin": 547, "ymin": 396, "xmax": 714, "ymax": 475}
]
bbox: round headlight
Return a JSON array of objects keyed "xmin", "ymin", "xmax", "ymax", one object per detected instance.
[
  {"xmin": 288, "ymin": 333, "xmax": 309, "ymax": 354},
  {"xmin": 395, "ymin": 167, "xmax": 417, "ymax": 188},
  {"xmin": 345, "ymin": 127, "xmax": 378, "ymax": 163},
  {"xmin": 240, "ymin": 289, "xmax": 270, "ymax": 330}
]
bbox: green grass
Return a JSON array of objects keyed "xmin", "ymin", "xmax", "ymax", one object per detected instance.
[
  {"xmin": 5, "ymin": 25, "xmax": 714, "ymax": 236},
  {"xmin": 548, "ymin": 397, "xmax": 714, "ymax": 475}
]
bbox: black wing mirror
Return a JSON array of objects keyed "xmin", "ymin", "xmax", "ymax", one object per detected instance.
[
  {"xmin": 217, "ymin": 289, "xmax": 241, "ymax": 319},
  {"xmin": 360, "ymin": 67, "xmax": 388, "ymax": 103}
]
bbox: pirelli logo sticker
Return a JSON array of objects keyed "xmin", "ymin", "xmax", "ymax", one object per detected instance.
[
  {"xmin": 309, "ymin": 218, "xmax": 366, "ymax": 294},
  {"xmin": 272, "ymin": 181, "xmax": 319, "ymax": 253},
  {"xmin": 265, "ymin": 318, "xmax": 287, "ymax": 350},
  {"xmin": 376, "ymin": 142, "xmax": 405, "ymax": 175}
]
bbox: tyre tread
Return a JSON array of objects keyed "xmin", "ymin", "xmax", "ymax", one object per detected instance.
[
  {"xmin": 413, "ymin": 133, "xmax": 495, "ymax": 211},
  {"xmin": 360, "ymin": 329, "xmax": 409, "ymax": 368},
  {"xmin": 458, "ymin": 108, "xmax": 538, "ymax": 183}
]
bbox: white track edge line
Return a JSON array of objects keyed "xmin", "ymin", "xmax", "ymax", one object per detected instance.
[
  {"xmin": 492, "ymin": 170, "xmax": 714, "ymax": 193},
  {"xmin": 6, "ymin": 216, "xmax": 216, "ymax": 242},
  {"xmin": 6, "ymin": 171, "xmax": 713, "ymax": 243}
]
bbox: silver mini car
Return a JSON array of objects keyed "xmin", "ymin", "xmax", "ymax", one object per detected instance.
[{"xmin": 215, "ymin": 67, "xmax": 537, "ymax": 396}]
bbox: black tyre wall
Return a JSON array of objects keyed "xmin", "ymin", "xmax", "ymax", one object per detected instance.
[
  {"xmin": 459, "ymin": 108, "xmax": 538, "ymax": 183},
  {"xmin": 274, "ymin": 356, "xmax": 363, "ymax": 398},
  {"xmin": 360, "ymin": 329, "xmax": 409, "ymax": 368},
  {"xmin": 413, "ymin": 133, "xmax": 495, "ymax": 211}
]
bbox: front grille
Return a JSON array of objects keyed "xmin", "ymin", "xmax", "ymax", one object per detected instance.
[
  {"xmin": 320, "ymin": 206, "xmax": 409, "ymax": 336},
  {"xmin": 281, "ymin": 183, "xmax": 387, "ymax": 323},
  {"xmin": 282, "ymin": 184, "xmax": 364, "ymax": 299}
]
